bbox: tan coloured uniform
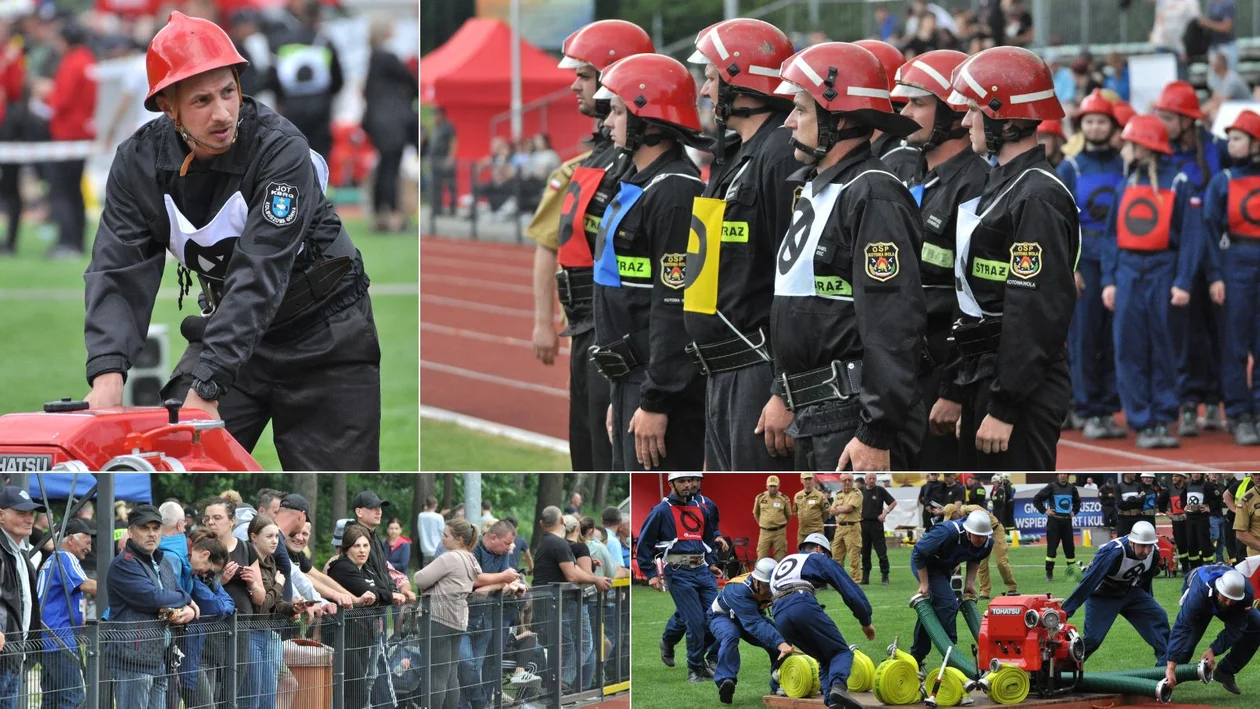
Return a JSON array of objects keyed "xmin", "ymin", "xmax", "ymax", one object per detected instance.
[
  {"xmin": 754, "ymin": 492, "xmax": 792, "ymax": 561},
  {"xmin": 944, "ymin": 503, "xmax": 1017, "ymax": 596},
  {"xmin": 795, "ymin": 488, "xmax": 829, "ymax": 545},
  {"xmin": 1233, "ymin": 488, "xmax": 1260, "ymax": 557},
  {"xmin": 830, "ymin": 489, "xmax": 863, "ymax": 581}
]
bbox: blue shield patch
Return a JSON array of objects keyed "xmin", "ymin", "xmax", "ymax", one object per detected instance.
[{"xmin": 263, "ymin": 182, "xmax": 299, "ymax": 226}]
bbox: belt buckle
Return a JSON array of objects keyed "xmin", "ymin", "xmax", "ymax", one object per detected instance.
[
  {"xmin": 556, "ymin": 270, "xmax": 573, "ymax": 307},
  {"xmin": 589, "ymin": 345, "xmax": 629, "ymax": 380},
  {"xmin": 778, "ymin": 372, "xmax": 795, "ymax": 411},
  {"xmin": 685, "ymin": 341, "xmax": 710, "ymax": 376},
  {"xmin": 826, "ymin": 360, "xmax": 855, "ymax": 400}
]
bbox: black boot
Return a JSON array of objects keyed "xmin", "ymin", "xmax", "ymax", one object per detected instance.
[
  {"xmin": 660, "ymin": 638, "xmax": 675, "ymax": 668},
  {"xmin": 719, "ymin": 679, "xmax": 736, "ymax": 704},
  {"xmin": 861, "ymin": 571, "xmax": 870, "ymax": 585},
  {"xmin": 881, "ymin": 572, "xmax": 889, "ymax": 585}
]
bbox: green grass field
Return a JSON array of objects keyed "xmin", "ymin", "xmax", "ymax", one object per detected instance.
[
  {"xmin": 0, "ymin": 216, "xmax": 418, "ymax": 470},
  {"xmin": 631, "ymin": 544, "xmax": 1253, "ymax": 708},
  {"xmin": 418, "ymin": 418, "xmax": 570, "ymax": 470}
]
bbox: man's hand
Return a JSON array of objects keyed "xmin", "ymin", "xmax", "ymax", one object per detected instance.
[
  {"xmin": 171, "ymin": 606, "xmax": 196, "ymax": 625},
  {"xmin": 976, "ymin": 415, "xmax": 1014, "ymax": 455},
  {"xmin": 594, "ymin": 576, "xmax": 612, "ymax": 592},
  {"xmin": 1102, "ymin": 284, "xmax": 1117, "ymax": 311},
  {"xmin": 331, "ymin": 591, "xmax": 355, "ymax": 607},
  {"xmin": 628, "ymin": 408, "xmax": 668, "ymax": 470},
  {"xmin": 85, "ymin": 372, "xmax": 124, "ymax": 409},
  {"xmin": 709, "ymin": 565, "xmax": 722, "ymax": 577},
  {"xmin": 359, "ymin": 592, "xmax": 377, "ymax": 606},
  {"xmin": 755, "ymin": 395, "xmax": 795, "ymax": 457},
  {"xmin": 190, "ymin": 600, "xmax": 200, "ymax": 619},
  {"xmin": 532, "ymin": 322, "xmax": 559, "ymax": 365},
  {"xmin": 1165, "ymin": 664, "xmax": 1178, "ymax": 689},
  {"xmin": 1210, "ymin": 280, "xmax": 1226, "ymax": 305},
  {"xmin": 917, "ymin": 583, "xmax": 930, "ymax": 598},
  {"xmin": 777, "ymin": 642, "xmax": 794, "ymax": 660},
  {"xmin": 606, "ymin": 405, "xmax": 614, "ymax": 444},
  {"xmin": 963, "ymin": 585, "xmax": 977, "ymax": 599},
  {"xmin": 837, "ymin": 438, "xmax": 889, "ymax": 471},
  {"xmin": 648, "ymin": 576, "xmax": 663, "ymax": 591},
  {"xmin": 392, "ymin": 592, "xmax": 406, "ymax": 604},
  {"xmin": 501, "ymin": 568, "xmax": 521, "ymax": 585},
  {"xmin": 878, "ymin": 512, "xmax": 888, "ymax": 522},
  {"xmin": 1074, "ymin": 271, "xmax": 1085, "ymax": 297},
  {"xmin": 0, "ymin": 632, "xmax": 4, "ymax": 652},
  {"xmin": 930, "ymin": 398, "xmax": 962, "ymax": 437},
  {"xmin": 1170, "ymin": 286, "xmax": 1190, "ymax": 307},
  {"xmin": 714, "ymin": 536, "xmax": 729, "ymax": 552},
  {"xmin": 1201, "ymin": 648, "xmax": 1216, "ymax": 671},
  {"xmin": 183, "ymin": 390, "xmax": 220, "ymax": 419},
  {"xmin": 862, "ymin": 624, "xmax": 876, "ymax": 641},
  {"xmin": 221, "ymin": 561, "xmax": 239, "ymax": 583}
]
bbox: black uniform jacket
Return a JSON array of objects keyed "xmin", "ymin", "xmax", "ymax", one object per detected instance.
[
  {"xmin": 771, "ymin": 142, "xmax": 927, "ymax": 450},
  {"xmin": 684, "ymin": 112, "xmax": 802, "ymax": 346},
  {"xmin": 84, "ymin": 97, "xmax": 367, "ymax": 394},
  {"xmin": 593, "ymin": 145, "xmax": 706, "ymax": 414},
  {"xmin": 915, "ymin": 148, "xmax": 989, "ymax": 401},
  {"xmin": 874, "ymin": 131, "xmax": 925, "ymax": 184},
  {"xmin": 955, "ymin": 145, "xmax": 1080, "ymax": 425},
  {"xmin": 562, "ymin": 132, "xmax": 629, "ymax": 337}
]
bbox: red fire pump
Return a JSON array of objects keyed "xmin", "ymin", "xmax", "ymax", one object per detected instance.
[
  {"xmin": 978, "ymin": 594, "xmax": 1085, "ymax": 697},
  {"xmin": 0, "ymin": 399, "xmax": 262, "ymax": 472}
]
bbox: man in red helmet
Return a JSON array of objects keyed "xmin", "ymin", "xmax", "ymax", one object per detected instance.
[
  {"xmin": 946, "ymin": 46, "xmax": 1080, "ymax": 470},
  {"xmin": 1059, "ymin": 90, "xmax": 1127, "ymax": 441},
  {"xmin": 681, "ymin": 18, "xmax": 801, "ymax": 472},
  {"xmin": 588, "ymin": 53, "xmax": 708, "ymax": 471},
  {"xmin": 526, "ymin": 19, "xmax": 653, "ymax": 472},
  {"xmin": 769, "ymin": 42, "xmax": 927, "ymax": 472},
  {"xmin": 81, "ymin": 12, "xmax": 379, "ymax": 471},
  {"xmin": 891, "ymin": 49, "xmax": 989, "ymax": 471}
]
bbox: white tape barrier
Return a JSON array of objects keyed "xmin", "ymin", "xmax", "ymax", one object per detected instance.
[{"xmin": 0, "ymin": 140, "xmax": 100, "ymax": 164}]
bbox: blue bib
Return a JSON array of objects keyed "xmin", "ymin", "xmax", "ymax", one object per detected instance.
[
  {"xmin": 1074, "ymin": 168, "xmax": 1123, "ymax": 233},
  {"xmin": 593, "ymin": 182, "xmax": 645, "ymax": 288}
]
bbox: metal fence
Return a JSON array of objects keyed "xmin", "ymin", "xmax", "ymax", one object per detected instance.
[
  {"xmin": 422, "ymin": 156, "xmax": 547, "ymax": 242},
  {"xmin": 0, "ymin": 580, "xmax": 630, "ymax": 709}
]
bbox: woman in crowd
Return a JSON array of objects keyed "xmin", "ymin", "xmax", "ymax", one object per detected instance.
[
  {"xmin": 412, "ymin": 519, "xmax": 481, "ymax": 709},
  {"xmin": 246, "ymin": 514, "xmax": 302, "ymax": 709},
  {"xmin": 331, "ymin": 523, "xmax": 403, "ymax": 709},
  {"xmin": 180, "ymin": 531, "xmax": 233, "ymax": 709},
  {"xmin": 362, "ymin": 14, "xmax": 418, "ymax": 234},
  {"xmin": 564, "ymin": 514, "xmax": 596, "ymax": 690},
  {"xmin": 386, "ymin": 517, "xmax": 411, "ymax": 571}
]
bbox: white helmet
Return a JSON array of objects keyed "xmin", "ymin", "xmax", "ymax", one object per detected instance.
[
  {"xmin": 991, "ymin": 473, "xmax": 1005, "ymax": 482},
  {"xmin": 1129, "ymin": 521, "xmax": 1158, "ymax": 545},
  {"xmin": 1215, "ymin": 569, "xmax": 1248, "ymax": 601},
  {"xmin": 963, "ymin": 510, "xmax": 993, "ymax": 536},
  {"xmin": 1140, "ymin": 472, "xmax": 1156, "ymax": 480},
  {"xmin": 799, "ymin": 532, "xmax": 830, "ymax": 553},
  {"xmin": 668, "ymin": 473, "xmax": 703, "ymax": 481},
  {"xmin": 753, "ymin": 557, "xmax": 778, "ymax": 583}
]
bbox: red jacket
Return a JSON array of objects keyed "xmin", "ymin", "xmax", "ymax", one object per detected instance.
[
  {"xmin": 48, "ymin": 45, "xmax": 96, "ymax": 141},
  {"xmin": 0, "ymin": 44, "xmax": 24, "ymax": 126}
]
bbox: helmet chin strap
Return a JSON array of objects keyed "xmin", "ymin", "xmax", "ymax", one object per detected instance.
[
  {"xmin": 172, "ymin": 71, "xmax": 244, "ymax": 177},
  {"xmin": 919, "ymin": 98, "xmax": 966, "ymax": 151},
  {"xmin": 981, "ymin": 113, "xmax": 1036, "ymax": 157},
  {"xmin": 791, "ymin": 100, "xmax": 868, "ymax": 162}
]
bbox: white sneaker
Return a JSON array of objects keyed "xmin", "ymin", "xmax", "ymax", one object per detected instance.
[{"xmin": 510, "ymin": 670, "xmax": 542, "ymax": 687}]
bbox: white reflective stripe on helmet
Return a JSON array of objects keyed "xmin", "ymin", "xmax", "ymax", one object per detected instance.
[
  {"xmin": 848, "ymin": 86, "xmax": 890, "ymax": 99},
  {"xmin": 686, "ymin": 48, "xmax": 709, "ymax": 65},
  {"xmin": 774, "ymin": 79, "xmax": 804, "ymax": 96},
  {"xmin": 705, "ymin": 28, "xmax": 730, "ymax": 60},
  {"xmin": 1010, "ymin": 88, "xmax": 1058, "ymax": 105},
  {"xmin": 791, "ymin": 56, "xmax": 825, "ymax": 86},
  {"xmin": 913, "ymin": 59, "xmax": 951, "ymax": 90},
  {"xmin": 946, "ymin": 89, "xmax": 970, "ymax": 107},
  {"xmin": 748, "ymin": 65, "xmax": 781, "ymax": 77},
  {"xmin": 959, "ymin": 64, "xmax": 988, "ymax": 99},
  {"xmin": 558, "ymin": 55, "xmax": 587, "ymax": 69},
  {"xmin": 891, "ymin": 84, "xmax": 932, "ymax": 99},
  {"xmin": 593, "ymin": 85, "xmax": 616, "ymax": 100}
]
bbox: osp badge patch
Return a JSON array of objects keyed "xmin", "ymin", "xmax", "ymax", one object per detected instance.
[
  {"xmin": 263, "ymin": 182, "xmax": 299, "ymax": 226},
  {"xmin": 661, "ymin": 253, "xmax": 686, "ymax": 289},
  {"xmin": 864, "ymin": 242, "xmax": 899, "ymax": 282},
  {"xmin": 1009, "ymin": 242, "xmax": 1042, "ymax": 279}
]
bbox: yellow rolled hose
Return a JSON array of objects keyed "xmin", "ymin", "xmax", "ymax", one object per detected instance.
[
  {"xmin": 891, "ymin": 648, "xmax": 918, "ymax": 671},
  {"xmin": 923, "ymin": 667, "xmax": 969, "ymax": 707},
  {"xmin": 779, "ymin": 653, "xmax": 820, "ymax": 698},
  {"xmin": 847, "ymin": 646, "xmax": 876, "ymax": 693},
  {"xmin": 873, "ymin": 657, "xmax": 921, "ymax": 705},
  {"xmin": 986, "ymin": 664, "xmax": 1031, "ymax": 705}
]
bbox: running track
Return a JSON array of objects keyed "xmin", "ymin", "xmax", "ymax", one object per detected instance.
[{"xmin": 421, "ymin": 236, "xmax": 1260, "ymax": 471}]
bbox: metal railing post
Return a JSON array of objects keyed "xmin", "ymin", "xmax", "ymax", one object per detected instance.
[
  {"xmin": 332, "ymin": 610, "xmax": 346, "ymax": 709},
  {"xmin": 552, "ymin": 586, "xmax": 564, "ymax": 706},
  {"xmin": 225, "ymin": 613, "xmax": 238, "ymax": 709},
  {"xmin": 594, "ymin": 592, "xmax": 604, "ymax": 695},
  {"xmin": 513, "ymin": 164, "xmax": 525, "ymax": 244},
  {"xmin": 421, "ymin": 595, "xmax": 433, "ymax": 709},
  {"xmin": 85, "ymin": 623, "xmax": 99, "ymax": 709},
  {"xmin": 493, "ymin": 592, "xmax": 506, "ymax": 709}
]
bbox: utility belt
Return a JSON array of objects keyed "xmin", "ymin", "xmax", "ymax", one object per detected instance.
[
  {"xmin": 556, "ymin": 267, "xmax": 595, "ymax": 309},
  {"xmin": 198, "ymin": 256, "xmax": 353, "ymax": 327},
  {"xmin": 664, "ymin": 553, "xmax": 707, "ymax": 568},
  {"xmin": 1119, "ymin": 509, "xmax": 1141, "ymax": 517},
  {"xmin": 686, "ymin": 328, "xmax": 771, "ymax": 375},
  {"xmin": 952, "ymin": 317, "xmax": 1002, "ymax": 359},
  {"xmin": 837, "ymin": 521, "xmax": 858, "ymax": 527},
  {"xmin": 772, "ymin": 359, "xmax": 862, "ymax": 412},
  {"xmin": 760, "ymin": 524, "xmax": 786, "ymax": 532},
  {"xmin": 1047, "ymin": 512, "xmax": 1073, "ymax": 520},
  {"xmin": 588, "ymin": 330, "xmax": 648, "ymax": 381},
  {"xmin": 1170, "ymin": 513, "xmax": 1187, "ymax": 522},
  {"xmin": 772, "ymin": 584, "xmax": 816, "ymax": 603}
]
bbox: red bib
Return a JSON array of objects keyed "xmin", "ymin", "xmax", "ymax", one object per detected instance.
[
  {"xmin": 1228, "ymin": 175, "xmax": 1260, "ymax": 239},
  {"xmin": 557, "ymin": 166, "xmax": 607, "ymax": 268},
  {"xmin": 1116, "ymin": 185, "xmax": 1175, "ymax": 252},
  {"xmin": 1170, "ymin": 493, "xmax": 1185, "ymax": 516},
  {"xmin": 671, "ymin": 504, "xmax": 705, "ymax": 542}
]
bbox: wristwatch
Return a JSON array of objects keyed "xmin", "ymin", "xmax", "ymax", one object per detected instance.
[{"xmin": 191, "ymin": 378, "xmax": 222, "ymax": 402}]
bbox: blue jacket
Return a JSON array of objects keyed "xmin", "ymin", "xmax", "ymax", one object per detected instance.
[
  {"xmin": 180, "ymin": 572, "xmax": 236, "ymax": 692},
  {"xmin": 1170, "ymin": 130, "xmax": 1227, "ymax": 195},
  {"xmin": 636, "ymin": 492, "xmax": 720, "ymax": 579},
  {"xmin": 910, "ymin": 519, "xmax": 993, "ymax": 575},
  {"xmin": 1100, "ymin": 160, "xmax": 1204, "ymax": 291},
  {"xmin": 158, "ymin": 533, "xmax": 192, "ymax": 594},
  {"xmin": 1168, "ymin": 564, "xmax": 1258, "ymax": 664},
  {"xmin": 1062, "ymin": 536, "xmax": 1158, "ymax": 617},
  {"xmin": 772, "ymin": 552, "xmax": 873, "ymax": 627},
  {"xmin": 104, "ymin": 541, "xmax": 192, "ymax": 672},
  {"xmin": 711, "ymin": 575, "xmax": 785, "ymax": 650},
  {"xmin": 1201, "ymin": 162, "xmax": 1260, "ymax": 284},
  {"xmin": 1058, "ymin": 149, "xmax": 1125, "ymax": 238}
]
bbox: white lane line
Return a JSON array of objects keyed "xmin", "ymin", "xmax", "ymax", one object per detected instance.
[{"xmin": 420, "ymin": 404, "xmax": 569, "ymax": 454}]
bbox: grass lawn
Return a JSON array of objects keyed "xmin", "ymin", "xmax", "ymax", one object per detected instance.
[
  {"xmin": 631, "ymin": 544, "xmax": 1254, "ymax": 708},
  {"xmin": 418, "ymin": 418, "xmax": 570, "ymax": 470},
  {"xmin": 0, "ymin": 217, "xmax": 418, "ymax": 470}
]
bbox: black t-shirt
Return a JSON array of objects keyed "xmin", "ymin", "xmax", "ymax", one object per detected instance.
[
  {"xmin": 532, "ymin": 533, "xmax": 576, "ymax": 586},
  {"xmin": 223, "ymin": 538, "xmax": 259, "ymax": 613},
  {"xmin": 862, "ymin": 485, "xmax": 895, "ymax": 521}
]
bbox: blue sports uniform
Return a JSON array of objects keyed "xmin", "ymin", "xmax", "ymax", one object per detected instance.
[
  {"xmin": 662, "ymin": 492, "xmax": 721, "ymax": 661},
  {"xmin": 1059, "ymin": 149, "xmax": 1126, "ymax": 421},
  {"xmin": 1061, "ymin": 535, "xmax": 1168, "ymax": 662},
  {"xmin": 638, "ymin": 490, "xmax": 721, "ymax": 674},
  {"xmin": 1101, "ymin": 162, "xmax": 1204, "ymax": 434},
  {"xmin": 1168, "ymin": 564, "xmax": 1260, "ymax": 675},
  {"xmin": 769, "ymin": 552, "xmax": 872, "ymax": 699},
  {"xmin": 708, "ymin": 573, "xmax": 786, "ymax": 694},
  {"xmin": 908, "ymin": 519, "xmax": 993, "ymax": 663}
]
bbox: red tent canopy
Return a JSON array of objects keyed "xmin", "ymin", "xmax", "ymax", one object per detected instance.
[{"xmin": 421, "ymin": 18, "xmax": 594, "ymax": 199}]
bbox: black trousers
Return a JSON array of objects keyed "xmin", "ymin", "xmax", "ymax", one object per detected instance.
[
  {"xmin": 163, "ymin": 294, "xmax": 381, "ymax": 470},
  {"xmin": 372, "ymin": 147, "xmax": 404, "ymax": 214},
  {"xmin": 704, "ymin": 363, "xmax": 793, "ymax": 472},
  {"xmin": 48, "ymin": 159, "xmax": 85, "ymax": 252},
  {"xmin": 1171, "ymin": 518, "xmax": 1189, "ymax": 572},
  {"xmin": 860, "ymin": 519, "xmax": 890, "ymax": 575},
  {"xmin": 0, "ymin": 162, "xmax": 20, "ymax": 249},
  {"xmin": 917, "ymin": 326, "xmax": 960, "ymax": 470},
  {"xmin": 791, "ymin": 396, "xmax": 924, "ymax": 472},
  {"xmin": 1186, "ymin": 515, "xmax": 1213, "ymax": 568},
  {"xmin": 1116, "ymin": 513, "xmax": 1137, "ymax": 538},
  {"xmin": 1045, "ymin": 516, "xmax": 1075, "ymax": 572},
  {"xmin": 569, "ymin": 329, "xmax": 612, "ymax": 471},
  {"xmin": 1224, "ymin": 514, "xmax": 1241, "ymax": 562},
  {"xmin": 958, "ymin": 358, "xmax": 1070, "ymax": 471},
  {"xmin": 609, "ymin": 369, "xmax": 705, "ymax": 471}
]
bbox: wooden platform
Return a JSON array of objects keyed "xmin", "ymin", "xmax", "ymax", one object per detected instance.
[{"xmin": 763, "ymin": 693, "xmax": 1224, "ymax": 708}]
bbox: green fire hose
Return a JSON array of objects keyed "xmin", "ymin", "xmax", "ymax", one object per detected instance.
[
  {"xmin": 959, "ymin": 597, "xmax": 983, "ymax": 642},
  {"xmin": 1082, "ymin": 662, "xmax": 1210, "ymax": 684},
  {"xmin": 910, "ymin": 595, "xmax": 979, "ymax": 678},
  {"xmin": 1062, "ymin": 671, "xmax": 1172, "ymax": 703}
]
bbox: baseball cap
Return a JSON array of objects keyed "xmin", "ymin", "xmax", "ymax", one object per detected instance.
[
  {"xmin": 128, "ymin": 504, "xmax": 163, "ymax": 527},
  {"xmin": 61, "ymin": 518, "xmax": 96, "ymax": 537},
  {"xmin": 351, "ymin": 491, "xmax": 390, "ymax": 509},
  {"xmin": 766, "ymin": 476, "xmax": 780, "ymax": 486},
  {"xmin": 0, "ymin": 486, "xmax": 45, "ymax": 512},
  {"xmin": 280, "ymin": 493, "xmax": 311, "ymax": 519},
  {"xmin": 331, "ymin": 517, "xmax": 355, "ymax": 548}
]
